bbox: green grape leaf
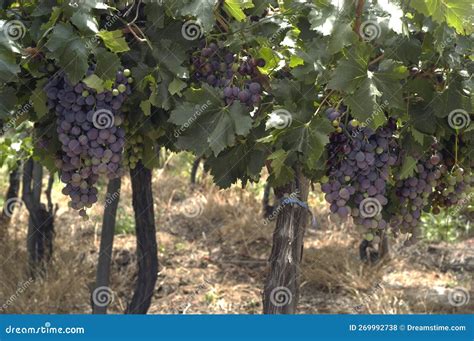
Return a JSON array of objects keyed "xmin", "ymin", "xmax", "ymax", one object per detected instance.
[
  {"xmin": 46, "ymin": 23, "xmax": 89, "ymax": 84},
  {"xmin": 168, "ymin": 78, "xmax": 187, "ymax": 96},
  {"xmin": 150, "ymin": 70, "xmax": 175, "ymax": 110},
  {"xmin": 372, "ymin": 60, "xmax": 408, "ymax": 109},
  {"xmin": 0, "ymin": 86, "xmax": 17, "ymax": 119},
  {"xmin": 70, "ymin": 11, "xmax": 99, "ymax": 33},
  {"xmin": 410, "ymin": 128, "xmax": 425, "ymax": 145},
  {"xmin": 223, "ymin": 0, "xmax": 254, "ymax": 22},
  {"xmin": 328, "ymin": 22, "xmax": 357, "ymax": 54},
  {"xmin": 399, "ymin": 156, "xmax": 418, "ymax": 179},
  {"xmin": 255, "ymin": 46, "xmax": 279, "ymax": 74},
  {"xmin": 344, "ymin": 77, "xmax": 382, "ymax": 123},
  {"xmin": 82, "ymin": 74, "xmax": 105, "ymax": 92},
  {"xmin": 0, "ymin": 45, "xmax": 20, "ymax": 82},
  {"xmin": 410, "ymin": 103, "xmax": 437, "ymax": 135},
  {"xmin": 97, "ymin": 29, "xmax": 130, "ymax": 53},
  {"xmin": 152, "ymin": 39, "xmax": 188, "ymax": 77},
  {"xmin": 433, "ymin": 75, "xmax": 467, "ymax": 118},
  {"xmin": 327, "ymin": 44, "xmax": 372, "ymax": 93},
  {"xmin": 140, "ymin": 99, "xmax": 152, "ymax": 116},
  {"xmin": 31, "ymin": 79, "xmax": 48, "ymax": 119},
  {"xmin": 179, "ymin": 0, "xmax": 218, "ymax": 32},
  {"xmin": 95, "ymin": 47, "xmax": 121, "ymax": 81},
  {"xmin": 205, "ymin": 142, "xmax": 266, "ymax": 188},
  {"xmin": 384, "ymin": 37, "xmax": 422, "ymax": 65},
  {"xmin": 410, "ymin": 0, "xmax": 473, "ymax": 34},
  {"xmin": 145, "ymin": 2, "xmax": 165, "ymax": 29},
  {"xmin": 280, "ymin": 117, "xmax": 334, "ymax": 170},
  {"xmin": 329, "ymin": 47, "xmax": 407, "ymax": 130},
  {"xmin": 40, "ymin": 6, "xmax": 62, "ymax": 32},
  {"xmin": 406, "ymin": 78, "xmax": 435, "ymax": 102},
  {"xmin": 268, "ymin": 149, "xmax": 289, "ymax": 180},
  {"xmin": 169, "ymin": 85, "xmax": 253, "ymax": 156}
]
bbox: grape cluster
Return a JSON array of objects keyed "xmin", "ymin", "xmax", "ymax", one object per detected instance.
[
  {"xmin": 122, "ymin": 119, "xmax": 144, "ymax": 170},
  {"xmin": 389, "ymin": 152, "xmax": 443, "ymax": 232},
  {"xmin": 321, "ymin": 109, "xmax": 398, "ymax": 234},
  {"xmin": 45, "ymin": 69, "xmax": 132, "ymax": 218},
  {"xmin": 190, "ymin": 41, "xmax": 265, "ymax": 107},
  {"xmin": 431, "ymin": 166, "xmax": 473, "ymax": 213}
]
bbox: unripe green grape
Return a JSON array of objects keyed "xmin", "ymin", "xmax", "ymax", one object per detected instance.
[
  {"xmin": 118, "ymin": 84, "xmax": 127, "ymax": 93},
  {"xmin": 115, "ymin": 116, "xmax": 123, "ymax": 126}
]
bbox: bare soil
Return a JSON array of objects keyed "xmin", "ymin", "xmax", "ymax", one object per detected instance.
[{"xmin": 0, "ymin": 168, "xmax": 472, "ymax": 314}]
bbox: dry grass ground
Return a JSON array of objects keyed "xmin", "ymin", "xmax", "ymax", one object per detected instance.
[{"xmin": 0, "ymin": 157, "xmax": 472, "ymax": 314}]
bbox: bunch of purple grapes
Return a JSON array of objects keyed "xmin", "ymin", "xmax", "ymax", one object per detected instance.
[
  {"xmin": 321, "ymin": 109, "xmax": 398, "ymax": 232},
  {"xmin": 45, "ymin": 69, "xmax": 132, "ymax": 218},
  {"xmin": 190, "ymin": 41, "xmax": 265, "ymax": 107},
  {"xmin": 389, "ymin": 152, "xmax": 443, "ymax": 232},
  {"xmin": 431, "ymin": 165, "xmax": 473, "ymax": 213}
]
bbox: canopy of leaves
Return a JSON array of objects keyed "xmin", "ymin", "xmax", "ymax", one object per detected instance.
[{"xmin": 0, "ymin": 0, "xmax": 471, "ymax": 188}]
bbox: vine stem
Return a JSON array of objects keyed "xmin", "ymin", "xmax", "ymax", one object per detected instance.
[
  {"xmin": 455, "ymin": 132, "xmax": 459, "ymax": 166},
  {"xmin": 369, "ymin": 53, "xmax": 385, "ymax": 66},
  {"xmin": 354, "ymin": 0, "xmax": 365, "ymax": 39},
  {"xmin": 314, "ymin": 90, "xmax": 335, "ymax": 117}
]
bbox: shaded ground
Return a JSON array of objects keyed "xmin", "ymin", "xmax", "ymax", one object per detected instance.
[{"xmin": 0, "ymin": 163, "xmax": 472, "ymax": 314}]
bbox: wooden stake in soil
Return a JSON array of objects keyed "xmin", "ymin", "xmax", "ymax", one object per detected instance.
[
  {"xmin": 126, "ymin": 161, "xmax": 158, "ymax": 314},
  {"xmin": 92, "ymin": 177, "xmax": 121, "ymax": 314},
  {"xmin": 263, "ymin": 167, "xmax": 310, "ymax": 314}
]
